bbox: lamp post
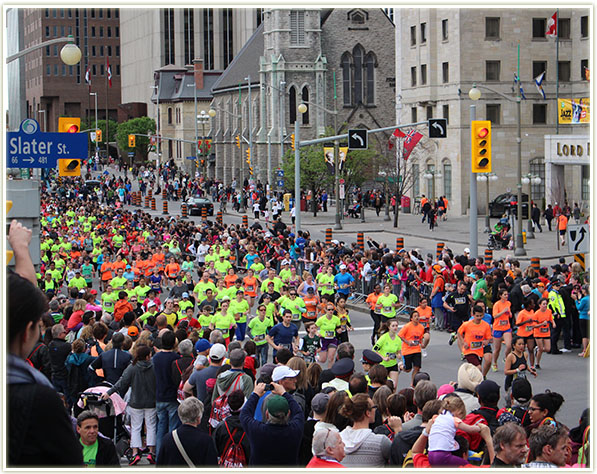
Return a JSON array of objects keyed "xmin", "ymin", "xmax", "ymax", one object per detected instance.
[
  {"xmin": 469, "ymin": 83, "xmax": 525, "ymax": 255},
  {"xmin": 6, "ymin": 35, "xmax": 81, "ymax": 64},
  {"xmin": 477, "ymin": 172, "xmax": 498, "ymax": 233},
  {"xmin": 197, "ymin": 109, "xmax": 214, "ymax": 178},
  {"xmin": 521, "ymin": 173, "xmax": 541, "ymax": 238},
  {"xmin": 293, "ymin": 103, "xmax": 308, "ymax": 232},
  {"xmin": 90, "ymin": 92, "xmax": 99, "ymax": 160},
  {"xmin": 422, "ymin": 168, "xmax": 442, "ymax": 205},
  {"xmin": 468, "ymin": 86, "xmax": 481, "ymax": 259}
]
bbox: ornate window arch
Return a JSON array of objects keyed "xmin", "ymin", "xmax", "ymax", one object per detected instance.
[
  {"xmin": 364, "ymin": 52, "xmax": 377, "ymax": 105},
  {"xmin": 353, "ymin": 44, "xmax": 365, "ymax": 105},
  {"xmin": 340, "ymin": 52, "xmax": 352, "ymax": 106},
  {"xmin": 289, "ymin": 86, "xmax": 297, "ymax": 124}
]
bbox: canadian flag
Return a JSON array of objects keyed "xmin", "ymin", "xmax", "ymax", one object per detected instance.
[
  {"xmin": 546, "ymin": 12, "xmax": 557, "ymax": 38},
  {"xmin": 388, "ymin": 128, "xmax": 406, "ymax": 150}
]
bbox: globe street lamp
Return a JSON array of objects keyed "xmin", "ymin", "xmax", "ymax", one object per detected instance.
[
  {"xmin": 6, "ymin": 35, "xmax": 81, "ymax": 64},
  {"xmin": 477, "ymin": 172, "xmax": 498, "ymax": 233},
  {"xmin": 521, "ymin": 173, "xmax": 542, "ymax": 238}
]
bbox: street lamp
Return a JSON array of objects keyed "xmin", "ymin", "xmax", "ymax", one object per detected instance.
[
  {"xmin": 469, "ymin": 83, "xmax": 525, "ymax": 255},
  {"xmin": 6, "ymin": 35, "xmax": 81, "ymax": 64},
  {"xmin": 521, "ymin": 173, "xmax": 542, "ymax": 238},
  {"xmin": 423, "ymin": 168, "xmax": 442, "ymax": 205},
  {"xmin": 197, "ymin": 109, "xmax": 214, "ymax": 178},
  {"xmin": 477, "ymin": 172, "xmax": 498, "ymax": 233}
]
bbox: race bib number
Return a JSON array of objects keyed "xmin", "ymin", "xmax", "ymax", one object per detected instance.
[
  {"xmin": 471, "ymin": 341, "xmax": 482, "ymax": 349},
  {"xmin": 254, "ymin": 334, "xmax": 265, "ymax": 342},
  {"xmin": 499, "ymin": 319, "xmax": 508, "ymax": 326},
  {"xmin": 292, "ymin": 313, "xmax": 301, "ymax": 321},
  {"xmin": 246, "ymin": 285, "xmax": 254, "ymax": 291},
  {"xmin": 540, "ymin": 326, "xmax": 549, "ymax": 333},
  {"xmin": 324, "ymin": 331, "xmax": 335, "ymax": 338},
  {"xmin": 307, "ymin": 311, "xmax": 316, "ymax": 318},
  {"xmin": 387, "ymin": 353, "xmax": 397, "ymax": 360},
  {"xmin": 384, "ymin": 306, "xmax": 391, "ymax": 313},
  {"xmin": 526, "ymin": 325, "xmax": 533, "ymax": 332}
]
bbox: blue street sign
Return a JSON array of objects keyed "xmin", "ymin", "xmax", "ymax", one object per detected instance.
[
  {"xmin": 276, "ymin": 169, "xmax": 284, "ymax": 177},
  {"xmin": 128, "ymin": 152, "xmax": 135, "ymax": 158},
  {"xmin": 7, "ymin": 119, "xmax": 88, "ymax": 168},
  {"xmin": 277, "ymin": 179, "xmax": 285, "ymax": 187},
  {"xmin": 186, "ymin": 156, "xmax": 197, "ymax": 160}
]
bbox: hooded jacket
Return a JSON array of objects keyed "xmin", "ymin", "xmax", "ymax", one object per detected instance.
[
  {"xmin": 211, "ymin": 369, "xmax": 254, "ymax": 402},
  {"xmin": 107, "ymin": 359, "xmax": 156, "ymax": 409},
  {"xmin": 340, "ymin": 426, "xmax": 391, "ymax": 467}
]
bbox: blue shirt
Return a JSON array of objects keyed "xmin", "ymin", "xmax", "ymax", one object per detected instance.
[
  {"xmin": 268, "ymin": 323, "xmax": 298, "ymax": 356},
  {"xmin": 576, "ymin": 295, "xmax": 590, "ymax": 320},
  {"xmin": 334, "ymin": 272, "xmax": 355, "ymax": 295}
]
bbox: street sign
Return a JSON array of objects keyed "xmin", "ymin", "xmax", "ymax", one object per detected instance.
[
  {"xmin": 186, "ymin": 156, "xmax": 197, "ymax": 160},
  {"xmin": 128, "ymin": 152, "xmax": 135, "ymax": 158},
  {"xmin": 568, "ymin": 224, "xmax": 589, "ymax": 254},
  {"xmin": 277, "ymin": 179, "xmax": 284, "ymax": 187},
  {"xmin": 276, "ymin": 169, "xmax": 284, "ymax": 177},
  {"xmin": 7, "ymin": 119, "xmax": 88, "ymax": 168},
  {"xmin": 429, "ymin": 118, "xmax": 447, "ymax": 138},
  {"xmin": 348, "ymin": 129, "xmax": 368, "ymax": 149}
]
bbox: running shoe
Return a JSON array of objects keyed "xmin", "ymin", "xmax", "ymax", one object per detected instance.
[
  {"xmin": 422, "ymin": 348, "xmax": 428, "ymax": 358},
  {"xmin": 560, "ymin": 348, "xmax": 571, "ymax": 353},
  {"xmin": 535, "ymin": 364, "xmax": 541, "ymax": 369},
  {"xmin": 129, "ymin": 454, "xmax": 142, "ymax": 466},
  {"xmin": 448, "ymin": 332, "xmax": 457, "ymax": 346},
  {"xmin": 491, "ymin": 364, "xmax": 498, "ymax": 372},
  {"xmin": 147, "ymin": 453, "xmax": 156, "ymax": 465}
]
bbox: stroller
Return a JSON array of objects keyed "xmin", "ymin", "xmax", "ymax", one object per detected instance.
[{"xmin": 77, "ymin": 386, "xmax": 132, "ymax": 462}]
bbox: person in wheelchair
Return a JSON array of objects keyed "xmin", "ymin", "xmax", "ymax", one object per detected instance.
[{"xmin": 490, "ymin": 218, "xmax": 511, "ymax": 248}]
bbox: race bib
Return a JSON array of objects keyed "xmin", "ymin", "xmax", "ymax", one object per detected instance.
[
  {"xmin": 499, "ymin": 319, "xmax": 508, "ymax": 326},
  {"xmin": 292, "ymin": 313, "xmax": 301, "ymax": 321},
  {"xmin": 324, "ymin": 331, "xmax": 335, "ymax": 338},
  {"xmin": 387, "ymin": 353, "xmax": 397, "ymax": 360},
  {"xmin": 254, "ymin": 334, "xmax": 265, "ymax": 342},
  {"xmin": 471, "ymin": 341, "xmax": 482, "ymax": 349},
  {"xmin": 526, "ymin": 325, "xmax": 533, "ymax": 332},
  {"xmin": 246, "ymin": 285, "xmax": 254, "ymax": 291},
  {"xmin": 540, "ymin": 326, "xmax": 549, "ymax": 333},
  {"xmin": 307, "ymin": 311, "xmax": 316, "ymax": 317},
  {"xmin": 384, "ymin": 306, "xmax": 391, "ymax": 313}
]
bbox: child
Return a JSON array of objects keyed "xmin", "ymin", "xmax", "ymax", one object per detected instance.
[
  {"xmin": 197, "ymin": 305, "xmax": 214, "ymax": 339},
  {"xmin": 300, "ymin": 322, "xmax": 321, "ymax": 364},
  {"xmin": 427, "ymin": 396, "xmax": 485, "ymax": 467},
  {"xmin": 335, "ymin": 296, "xmax": 352, "ymax": 343}
]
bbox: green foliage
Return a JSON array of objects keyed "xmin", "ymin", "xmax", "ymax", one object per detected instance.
[
  {"xmin": 81, "ymin": 118, "xmax": 118, "ymax": 149},
  {"xmin": 116, "ymin": 117, "xmax": 156, "ymax": 160},
  {"xmin": 280, "ymin": 146, "xmax": 333, "ymax": 193}
]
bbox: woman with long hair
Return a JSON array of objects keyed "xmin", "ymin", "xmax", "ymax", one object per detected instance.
[
  {"xmin": 492, "ymin": 288, "xmax": 513, "ymax": 372},
  {"xmin": 532, "ymin": 297, "xmax": 555, "ymax": 369},
  {"xmin": 373, "ymin": 319, "xmax": 403, "ymax": 392}
]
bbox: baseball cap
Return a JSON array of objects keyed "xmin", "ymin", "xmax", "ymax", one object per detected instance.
[
  {"xmin": 331, "ymin": 239, "xmax": 339, "ymax": 245},
  {"xmin": 147, "ymin": 301, "xmax": 157, "ymax": 308},
  {"xmin": 182, "ymin": 292, "xmax": 189, "ymax": 298},
  {"xmin": 475, "ymin": 379, "xmax": 501, "ymax": 403},
  {"xmin": 433, "ymin": 264, "xmax": 442, "ymax": 273},
  {"xmin": 306, "ymin": 287, "xmax": 314, "ymax": 293},
  {"xmin": 266, "ymin": 395, "xmax": 289, "ymax": 416},
  {"xmin": 128, "ymin": 326, "xmax": 139, "ymax": 337},
  {"xmin": 195, "ymin": 338, "xmax": 212, "ymax": 353},
  {"xmin": 339, "ymin": 264, "xmax": 347, "ymax": 270},
  {"xmin": 209, "ymin": 343, "xmax": 227, "ymax": 361},
  {"xmin": 311, "ymin": 393, "xmax": 330, "ymax": 415},
  {"xmin": 511, "ymin": 378, "xmax": 532, "ymax": 403},
  {"xmin": 464, "ymin": 248, "xmax": 470, "ymax": 254},
  {"xmin": 90, "ymin": 289, "xmax": 98, "ymax": 295},
  {"xmin": 272, "ymin": 366, "xmax": 300, "ymax": 382}
]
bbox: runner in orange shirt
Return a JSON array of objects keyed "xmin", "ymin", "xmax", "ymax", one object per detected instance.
[
  {"xmin": 243, "ymin": 268, "xmax": 259, "ymax": 309},
  {"xmin": 100, "ymin": 257, "xmax": 113, "ymax": 292},
  {"xmin": 457, "ymin": 305, "xmax": 492, "ymax": 368},
  {"xmin": 492, "ymin": 289, "xmax": 513, "ymax": 372},
  {"xmin": 365, "ymin": 284, "xmax": 382, "ymax": 345},
  {"xmin": 165, "ymin": 256, "xmax": 181, "ymax": 286},
  {"xmin": 415, "ymin": 296, "xmax": 433, "ymax": 357},
  {"xmin": 398, "ymin": 310, "xmax": 425, "ymax": 385},
  {"xmin": 532, "ymin": 298, "xmax": 555, "ymax": 369},
  {"xmin": 224, "ymin": 268, "xmax": 238, "ymax": 288},
  {"xmin": 557, "ymin": 213, "xmax": 568, "ymax": 246},
  {"xmin": 515, "ymin": 299, "xmax": 537, "ymax": 369},
  {"xmin": 303, "ymin": 287, "xmax": 320, "ymax": 325}
]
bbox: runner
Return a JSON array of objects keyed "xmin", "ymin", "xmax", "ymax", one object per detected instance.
[
  {"xmin": 415, "ymin": 296, "xmax": 433, "ymax": 357},
  {"xmin": 532, "ymin": 298, "xmax": 555, "ymax": 369},
  {"xmin": 375, "ymin": 284, "xmax": 400, "ymax": 326},
  {"xmin": 366, "ymin": 284, "xmax": 383, "ymax": 345},
  {"xmin": 504, "ymin": 336, "xmax": 537, "ymax": 392},
  {"xmin": 373, "ymin": 319, "xmax": 403, "ymax": 392},
  {"xmin": 398, "ymin": 311, "xmax": 425, "ymax": 386},
  {"xmin": 515, "ymin": 298, "xmax": 537, "ymax": 370},
  {"xmin": 457, "ymin": 305, "xmax": 492, "ymax": 370},
  {"xmin": 315, "ymin": 304, "xmax": 341, "ymax": 369},
  {"xmin": 492, "ymin": 289, "xmax": 513, "ymax": 372}
]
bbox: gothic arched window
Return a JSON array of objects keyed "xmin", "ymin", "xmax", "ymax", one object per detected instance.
[
  {"xmin": 353, "ymin": 45, "xmax": 365, "ymax": 105},
  {"xmin": 341, "ymin": 53, "xmax": 352, "ymax": 106},
  {"xmin": 289, "ymin": 86, "xmax": 297, "ymax": 124},
  {"xmin": 365, "ymin": 52, "xmax": 377, "ymax": 105}
]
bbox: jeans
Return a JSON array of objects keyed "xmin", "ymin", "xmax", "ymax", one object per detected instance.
[
  {"xmin": 433, "ymin": 306, "xmax": 445, "ymax": 329},
  {"xmin": 257, "ymin": 343, "xmax": 269, "ymax": 366},
  {"xmin": 156, "ymin": 401, "xmax": 181, "ymax": 457},
  {"xmin": 235, "ymin": 322, "xmax": 247, "ymax": 341}
]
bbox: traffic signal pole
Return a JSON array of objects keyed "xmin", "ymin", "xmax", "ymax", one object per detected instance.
[{"xmin": 469, "ymin": 105, "xmax": 478, "ymax": 259}]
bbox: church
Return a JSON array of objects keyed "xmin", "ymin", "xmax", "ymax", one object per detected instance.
[{"xmin": 209, "ymin": 8, "xmax": 396, "ymax": 189}]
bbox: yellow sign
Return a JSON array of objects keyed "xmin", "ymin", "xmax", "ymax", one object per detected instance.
[{"xmin": 558, "ymin": 98, "xmax": 590, "ymax": 124}]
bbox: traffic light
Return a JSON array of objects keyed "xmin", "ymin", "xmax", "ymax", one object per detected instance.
[
  {"xmin": 246, "ymin": 148, "xmax": 251, "ymax": 164},
  {"xmin": 58, "ymin": 117, "xmax": 80, "ymax": 134},
  {"xmin": 200, "ymin": 159, "xmax": 205, "ymax": 167},
  {"xmin": 249, "ymin": 166, "xmax": 254, "ymax": 176},
  {"xmin": 6, "ymin": 201, "xmax": 13, "ymax": 264},
  {"xmin": 235, "ymin": 135, "xmax": 241, "ymax": 149},
  {"xmin": 58, "ymin": 117, "xmax": 81, "ymax": 176},
  {"xmin": 58, "ymin": 159, "xmax": 81, "ymax": 177},
  {"xmin": 95, "ymin": 129, "xmax": 102, "ymax": 142},
  {"xmin": 471, "ymin": 120, "xmax": 491, "ymax": 173},
  {"xmin": 290, "ymin": 134, "xmax": 295, "ymax": 150},
  {"xmin": 128, "ymin": 134, "xmax": 136, "ymax": 148}
]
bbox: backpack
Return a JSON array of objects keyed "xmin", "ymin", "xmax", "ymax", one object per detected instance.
[
  {"xmin": 218, "ymin": 420, "xmax": 247, "ymax": 468},
  {"xmin": 26, "ymin": 342, "xmax": 44, "ymax": 368},
  {"xmin": 176, "ymin": 358, "xmax": 194, "ymax": 403},
  {"xmin": 208, "ymin": 374, "xmax": 242, "ymax": 432}
]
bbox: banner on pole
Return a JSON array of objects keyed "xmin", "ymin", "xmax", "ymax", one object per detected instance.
[{"xmin": 558, "ymin": 98, "xmax": 590, "ymax": 124}]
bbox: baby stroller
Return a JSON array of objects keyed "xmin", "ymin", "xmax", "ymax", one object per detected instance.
[{"xmin": 77, "ymin": 386, "xmax": 132, "ymax": 462}]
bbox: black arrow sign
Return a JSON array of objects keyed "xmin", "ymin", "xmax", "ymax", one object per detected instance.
[{"xmin": 574, "ymin": 227, "xmax": 587, "ymax": 251}]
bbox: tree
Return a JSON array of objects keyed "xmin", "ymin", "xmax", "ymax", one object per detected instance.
[
  {"xmin": 116, "ymin": 117, "xmax": 156, "ymax": 163},
  {"xmin": 81, "ymin": 118, "xmax": 118, "ymax": 154}
]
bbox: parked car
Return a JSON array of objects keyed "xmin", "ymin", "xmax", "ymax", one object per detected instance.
[
  {"xmin": 186, "ymin": 196, "xmax": 214, "ymax": 216},
  {"xmin": 489, "ymin": 192, "xmax": 529, "ymax": 219}
]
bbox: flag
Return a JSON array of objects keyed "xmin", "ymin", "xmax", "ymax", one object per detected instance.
[
  {"xmin": 514, "ymin": 73, "xmax": 526, "ymax": 100},
  {"xmin": 388, "ymin": 127, "xmax": 406, "ymax": 150},
  {"xmin": 323, "ymin": 146, "xmax": 334, "ymax": 174},
  {"xmin": 402, "ymin": 130, "xmax": 423, "ymax": 161},
  {"xmin": 106, "ymin": 57, "xmax": 112, "ymax": 88},
  {"xmin": 534, "ymin": 71, "xmax": 546, "ymax": 100},
  {"xmin": 546, "ymin": 11, "xmax": 557, "ymax": 38},
  {"xmin": 85, "ymin": 66, "xmax": 91, "ymax": 86}
]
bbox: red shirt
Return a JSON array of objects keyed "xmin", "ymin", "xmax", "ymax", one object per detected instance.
[{"xmin": 306, "ymin": 457, "xmax": 344, "ymax": 468}]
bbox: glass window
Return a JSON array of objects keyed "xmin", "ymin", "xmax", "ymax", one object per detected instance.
[
  {"xmin": 116, "ymin": 46, "xmax": 120, "ymax": 57},
  {"xmin": 62, "ymin": 65, "xmax": 66, "ymax": 76},
  {"xmin": 485, "ymin": 17, "xmax": 500, "ymax": 39},
  {"xmin": 99, "ymin": 27, "xmax": 104, "ymax": 37},
  {"xmin": 533, "ymin": 104, "xmax": 547, "ymax": 124},
  {"xmin": 365, "ymin": 53, "xmax": 376, "ymax": 105},
  {"xmin": 60, "ymin": 8, "xmax": 64, "ymax": 17},
  {"xmin": 558, "ymin": 18, "xmax": 570, "ymax": 39},
  {"xmin": 61, "ymin": 26, "xmax": 64, "ymax": 36},
  {"xmin": 107, "ymin": 46, "xmax": 112, "ymax": 56},
  {"xmin": 99, "ymin": 8, "xmax": 103, "ymax": 18},
  {"xmin": 69, "ymin": 65, "xmax": 73, "ymax": 75},
  {"xmin": 582, "ymin": 165, "xmax": 589, "ymax": 201},
  {"xmin": 168, "ymin": 107, "xmax": 173, "ymax": 124},
  {"xmin": 410, "ymin": 26, "xmax": 416, "ymax": 46},
  {"xmin": 443, "ymin": 162, "xmax": 452, "ymax": 200},
  {"xmin": 420, "ymin": 22, "xmax": 426, "ymax": 43},
  {"xmin": 45, "ymin": 26, "xmax": 49, "ymax": 37},
  {"xmin": 107, "ymin": 27, "xmax": 111, "ymax": 37},
  {"xmin": 558, "ymin": 61, "xmax": 571, "ymax": 82},
  {"xmin": 581, "ymin": 59, "xmax": 589, "ymax": 80},
  {"xmin": 421, "ymin": 64, "xmax": 427, "ymax": 85},
  {"xmin": 52, "ymin": 8, "xmax": 56, "ymax": 18},
  {"xmin": 115, "ymin": 26, "xmax": 119, "ymax": 37},
  {"xmin": 92, "ymin": 64, "xmax": 96, "ymax": 75},
  {"xmin": 485, "ymin": 60, "xmax": 500, "ymax": 81},
  {"xmin": 54, "ymin": 64, "xmax": 58, "ymax": 75},
  {"xmin": 46, "ymin": 65, "xmax": 51, "ymax": 76},
  {"xmin": 46, "ymin": 46, "xmax": 50, "ymax": 56},
  {"xmin": 443, "ymin": 104, "xmax": 449, "ymax": 124},
  {"xmin": 532, "ymin": 61, "xmax": 547, "ymax": 79},
  {"xmin": 91, "ymin": 26, "xmax": 95, "ymax": 37},
  {"xmin": 441, "ymin": 19, "xmax": 448, "ymax": 40},
  {"xmin": 442, "ymin": 62, "xmax": 449, "ymax": 83},
  {"xmin": 92, "ymin": 45, "xmax": 96, "ymax": 56},
  {"xmin": 116, "ymin": 64, "xmax": 120, "ymax": 75},
  {"xmin": 290, "ymin": 10, "xmax": 305, "ymax": 46},
  {"xmin": 100, "ymin": 46, "xmax": 104, "ymax": 56},
  {"xmin": 532, "ymin": 18, "xmax": 546, "ymax": 38},
  {"xmin": 341, "ymin": 53, "xmax": 352, "ymax": 106},
  {"xmin": 486, "ymin": 104, "xmax": 501, "ymax": 124},
  {"xmin": 91, "ymin": 9, "xmax": 95, "ymax": 18},
  {"xmin": 68, "ymin": 8, "xmax": 72, "ymax": 18},
  {"xmin": 581, "ymin": 16, "xmax": 588, "ymax": 38},
  {"xmin": 411, "ymin": 107, "xmax": 417, "ymax": 123},
  {"xmin": 426, "ymin": 105, "xmax": 433, "ymax": 120},
  {"xmin": 413, "ymin": 164, "xmax": 420, "ymax": 198},
  {"xmin": 100, "ymin": 64, "xmax": 104, "ymax": 75},
  {"xmin": 45, "ymin": 8, "xmax": 49, "ymax": 17},
  {"xmin": 302, "ymin": 87, "xmax": 310, "ymax": 125},
  {"xmin": 115, "ymin": 9, "xmax": 119, "ymax": 18},
  {"xmin": 53, "ymin": 45, "xmax": 58, "ymax": 56},
  {"xmin": 529, "ymin": 158, "xmax": 545, "ymax": 202},
  {"xmin": 107, "ymin": 9, "xmax": 111, "ymax": 18},
  {"xmin": 353, "ymin": 45, "xmax": 364, "ymax": 105},
  {"xmin": 411, "ymin": 66, "xmax": 416, "ymax": 86},
  {"xmin": 289, "ymin": 86, "xmax": 296, "ymax": 123}
]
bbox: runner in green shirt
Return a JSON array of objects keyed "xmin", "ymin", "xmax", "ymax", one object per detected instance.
[
  {"xmin": 373, "ymin": 319, "xmax": 403, "ymax": 390},
  {"xmin": 101, "ymin": 286, "xmax": 118, "ymax": 314},
  {"xmin": 248, "ymin": 304, "xmax": 273, "ymax": 366},
  {"xmin": 375, "ymin": 284, "xmax": 399, "ymax": 320},
  {"xmin": 315, "ymin": 304, "xmax": 341, "ymax": 369}
]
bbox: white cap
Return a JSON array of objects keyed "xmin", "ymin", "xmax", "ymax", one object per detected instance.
[
  {"xmin": 464, "ymin": 248, "xmax": 470, "ymax": 254},
  {"xmin": 209, "ymin": 343, "xmax": 227, "ymax": 361},
  {"xmin": 147, "ymin": 301, "xmax": 157, "ymax": 308},
  {"xmin": 339, "ymin": 264, "xmax": 347, "ymax": 270},
  {"xmin": 272, "ymin": 366, "xmax": 300, "ymax": 382},
  {"xmin": 331, "ymin": 239, "xmax": 339, "ymax": 245}
]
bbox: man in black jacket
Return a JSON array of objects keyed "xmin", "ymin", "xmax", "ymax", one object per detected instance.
[
  {"xmin": 76, "ymin": 411, "xmax": 120, "ymax": 467},
  {"xmin": 48, "ymin": 323, "xmax": 72, "ymax": 402},
  {"xmin": 89, "ymin": 332, "xmax": 132, "ymax": 385}
]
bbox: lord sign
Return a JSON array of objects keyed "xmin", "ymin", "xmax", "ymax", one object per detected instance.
[{"xmin": 7, "ymin": 119, "xmax": 88, "ymax": 168}]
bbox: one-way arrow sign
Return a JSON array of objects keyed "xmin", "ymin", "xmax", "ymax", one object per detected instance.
[
  {"xmin": 428, "ymin": 118, "xmax": 447, "ymax": 138},
  {"xmin": 348, "ymin": 129, "xmax": 368, "ymax": 149},
  {"xmin": 568, "ymin": 224, "xmax": 589, "ymax": 254}
]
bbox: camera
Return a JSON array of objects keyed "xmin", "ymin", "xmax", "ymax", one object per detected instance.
[{"xmin": 264, "ymin": 384, "xmax": 274, "ymax": 392}]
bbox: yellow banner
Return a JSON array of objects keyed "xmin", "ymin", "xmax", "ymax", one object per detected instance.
[
  {"xmin": 558, "ymin": 98, "xmax": 590, "ymax": 124},
  {"xmin": 323, "ymin": 146, "xmax": 334, "ymax": 173}
]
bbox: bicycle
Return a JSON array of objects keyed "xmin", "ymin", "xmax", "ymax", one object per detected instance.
[{"xmin": 413, "ymin": 199, "xmax": 421, "ymax": 215}]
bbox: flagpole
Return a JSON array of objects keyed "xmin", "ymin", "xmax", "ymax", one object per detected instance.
[
  {"xmin": 106, "ymin": 58, "xmax": 109, "ymax": 163},
  {"xmin": 87, "ymin": 64, "xmax": 91, "ymax": 159},
  {"xmin": 555, "ymin": 8, "xmax": 560, "ymax": 134}
]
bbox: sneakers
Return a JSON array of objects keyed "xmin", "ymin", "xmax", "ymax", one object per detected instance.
[
  {"xmin": 129, "ymin": 454, "xmax": 142, "ymax": 466},
  {"xmin": 491, "ymin": 364, "xmax": 498, "ymax": 372},
  {"xmin": 448, "ymin": 332, "xmax": 457, "ymax": 346},
  {"xmin": 147, "ymin": 453, "xmax": 156, "ymax": 465},
  {"xmin": 560, "ymin": 348, "xmax": 571, "ymax": 353},
  {"xmin": 422, "ymin": 348, "xmax": 428, "ymax": 358},
  {"xmin": 535, "ymin": 364, "xmax": 541, "ymax": 369}
]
